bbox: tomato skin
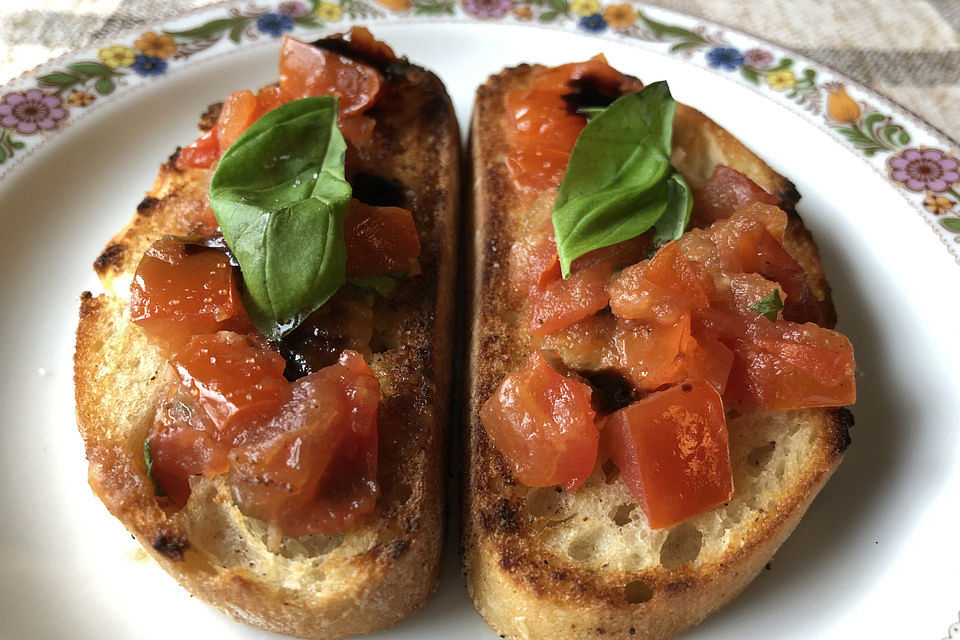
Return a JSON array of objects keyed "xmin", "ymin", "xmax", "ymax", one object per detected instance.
[
  {"xmin": 608, "ymin": 242, "xmax": 714, "ymax": 324},
  {"xmin": 527, "ymin": 258, "xmax": 611, "ymax": 336},
  {"xmin": 279, "ymin": 36, "xmax": 382, "ymax": 114},
  {"xmin": 176, "ymin": 128, "xmax": 220, "ymax": 171},
  {"xmin": 216, "ymin": 90, "xmax": 259, "ymax": 153},
  {"xmin": 480, "ymin": 351, "xmax": 598, "ymax": 491},
  {"xmin": 169, "ymin": 332, "xmax": 290, "ymax": 433},
  {"xmin": 693, "ymin": 165, "xmax": 779, "ymax": 225},
  {"xmin": 694, "ymin": 308, "xmax": 856, "ymax": 409},
  {"xmin": 504, "ymin": 56, "xmax": 633, "ymax": 200},
  {"xmin": 130, "ymin": 237, "xmax": 247, "ymax": 352},
  {"xmin": 344, "ymin": 199, "xmax": 421, "ymax": 278},
  {"xmin": 614, "ymin": 315, "xmax": 733, "ymax": 394},
  {"xmin": 149, "ymin": 379, "xmax": 226, "ymax": 506},
  {"xmin": 228, "ymin": 350, "xmax": 380, "ymax": 537},
  {"xmin": 601, "ymin": 381, "xmax": 734, "ymax": 529}
]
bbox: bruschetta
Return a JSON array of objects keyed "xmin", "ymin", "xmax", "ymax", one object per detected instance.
[
  {"xmin": 74, "ymin": 27, "xmax": 459, "ymax": 640},
  {"xmin": 464, "ymin": 59, "xmax": 855, "ymax": 640}
]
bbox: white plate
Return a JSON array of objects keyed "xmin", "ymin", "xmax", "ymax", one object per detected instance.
[{"xmin": 1, "ymin": 3, "xmax": 959, "ymax": 639}]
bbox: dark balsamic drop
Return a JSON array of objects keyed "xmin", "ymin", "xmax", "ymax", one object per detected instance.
[
  {"xmin": 350, "ymin": 172, "xmax": 406, "ymax": 207},
  {"xmin": 579, "ymin": 369, "xmax": 636, "ymax": 414},
  {"xmin": 561, "ymin": 76, "xmax": 622, "ymax": 116}
]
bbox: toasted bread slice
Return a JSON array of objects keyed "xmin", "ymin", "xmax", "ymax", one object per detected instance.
[
  {"xmin": 74, "ymin": 57, "xmax": 459, "ymax": 639},
  {"xmin": 464, "ymin": 64, "xmax": 853, "ymax": 640}
]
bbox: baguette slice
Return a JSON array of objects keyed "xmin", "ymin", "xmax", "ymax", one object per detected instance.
[
  {"xmin": 464, "ymin": 64, "xmax": 853, "ymax": 640},
  {"xmin": 74, "ymin": 50, "xmax": 459, "ymax": 640}
]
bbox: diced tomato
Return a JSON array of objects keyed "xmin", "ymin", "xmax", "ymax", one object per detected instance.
[
  {"xmin": 148, "ymin": 378, "xmax": 226, "ymax": 505},
  {"xmin": 505, "ymin": 88, "xmax": 584, "ymax": 150},
  {"xmin": 169, "ymin": 332, "xmax": 290, "ymax": 433},
  {"xmin": 229, "ymin": 350, "xmax": 381, "ymax": 537},
  {"xmin": 148, "ymin": 332, "xmax": 290, "ymax": 505},
  {"xmin": 130, "ymin": 237, "xmax": 247, "ymax": 352},
  {"xmin": 694, "ymin": 308, "xmax": 856, "ymax": 409},
  {"xmin": 344, "ymin": 199, "xmax": 421, "ymax": 278},
  {"xmin": 712, "ymin": 213, "xmax": 809, "ymax": 321},
  {"xmin": 614, "ymin": 315, "xmax": 733, "ymax": 394},
  {"xmin": 541, "ymin": 313, "xmax": 617, "ymax": 371},
  {"xmin": 508, "ymin": 225, "xmax": 558, "ymax": 297},
  {"xmin": 255, "ymin": 83, "xmax": 285, "ymax": 116},
  {"xmin": 279, "ymin": 36, "xmax": 383, "ymax": 115},
  {"xmin": 601, "ymin": 381, "xmax": 734, "ymax": 529},
  {"xmin": 529, "ymin": 55, "xmax": 629, "ymax": 95},
  {"xmin": 479, "ymin": 351, "xmax": 598, "ymax": 491},
  {"xmin": 176, "ymin": 128, "xmax": 220, "ymax": 171},
  {"xmin": 722, "ymin": 272, "xmax": 781, "ymax": 318},
  {"xmin": 526, "ymin": 257, "xmax": 611, "ymax": 335},
  {"xmin": 608, "ymin": 242, "xmax": 714, "ymax": 324},
  {"xmin": 505, "ymin": 146, "xmax": 572, "ymax": 200},
  {"xmin": 217, "ymin": 90, "xmax": 260, "ymax": 153},
  {"xmin": 692, "ymin": 165, "xmax": 779, "ymax": 225}
]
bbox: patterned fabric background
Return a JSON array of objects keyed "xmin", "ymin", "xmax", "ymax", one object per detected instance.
[{"xmin": 1, "ymin": 0, "xmax": 958, "ymax": 143}]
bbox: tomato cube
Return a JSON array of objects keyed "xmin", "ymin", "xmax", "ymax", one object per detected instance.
[
  {"xmin": 130, "ymin": 237, "xmax": 247, "ymax": 352},
  {"xmin": 479, "ymin": 351, "xmax": 598, "ymax": 491},
  {"xmin": 692, "ymin": 165, "xmax": 779, "ymax": 224},
  {"xmin": 601, "ymin": 381, "xmax": 734, "ymax": 529},
  {"xmin": 344, "ymin": 199, "xmax": 421, "ymax": 278}
]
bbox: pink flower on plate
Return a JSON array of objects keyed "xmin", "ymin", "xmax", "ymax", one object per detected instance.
[
  {"xmin": 278, "ymin": 1, "xmax": 310, "ymax": 17},
  {"xmin": 0, "ymin": 89, "xmax": 67, "ymax": 135},
  {"xmin": 744, "ymin": 48, "xmax": 773, "ymax": 67},
  {"xmin": 463, "ymin": 0, "xmax": 513, "ymax": 19},
  {"xmin": 888, "ymin": 147, "xmax": 959, "ymax": 192}
]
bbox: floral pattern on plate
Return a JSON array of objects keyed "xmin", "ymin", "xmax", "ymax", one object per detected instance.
[{"xmin": 1, "ymin": 0, "xmax": 959, "ymax": 248}]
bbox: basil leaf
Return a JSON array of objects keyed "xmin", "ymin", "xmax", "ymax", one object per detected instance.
[
  {"xmin": 351, "ymin": 276, "xmax": 397, "ymax": 299},
  {"xmin": 143, "ymin": 439, "xmax": 166, "ymax": 497},
  {"xmin": 651, "ymin": 172, "xmax": 693, "ymax": 247},
  {"xmin": 210, "ymin": 96, "xmax": 351, "ymax": 339},
  {"xmin": 750, "ymin": 289, "xmax": 783, "ymax": 322},
  {"xmin": 552, "ymin": 81, "xmax": 692, "ymax": 278}
]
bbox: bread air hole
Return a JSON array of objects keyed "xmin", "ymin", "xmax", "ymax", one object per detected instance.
[
  {"xmin": 567, "ymin": 528, "xmax": 606, "ymax": 562},
  {"xmin": 623, "ymin": 580, "xmax": 653, "ymax": 604},
  {"xmin": 658, "ymin": 522, "xmax": 702, "ymax": 569},
  {"xmin": 610, "ymin": 503, "xmax": 636, "ymax": 526},
  {"xmin": 525, "ymin": 486, "xmax": 569, "ymax": 520},
  {"xmin": 601, "ymin": 459, "xmax": 620, "ymax": 484},
  {"xmin": 746, "ymin": 441, "xmax": 776, "ymax": 475},
  {"xmin": 390, "ymin": 481, "xmax": 413, "ymax": 507}
]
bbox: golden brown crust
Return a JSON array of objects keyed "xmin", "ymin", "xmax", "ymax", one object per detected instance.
[
  {"xmin": 463, "ymin": 65, "xmax": 852, "ymax": 640},
  {"xmin": 75, "ymin": 62, "xmax": 459, "ymax": 640}
]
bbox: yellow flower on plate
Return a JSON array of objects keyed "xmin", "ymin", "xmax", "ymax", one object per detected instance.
[
  {"xmin": 765, "ymin": 69, "xmax": 796, "ymax": 91},
  {"xmin": 603, "ymin": 3, "xmax": 637, "ymax": 27},
  {"xmin": 923, "ymin": 194, "xmax": 954, "ymax": 215},
  {"xmin": 513, "ymin": 5, "xmax": 533, "ymax": 19},
  {"xmin": 135, "ymin": 31, "xmax": 177, "ymax": 59},
  {"xmin": 97, "ymin": 45, "xmax": 135, "ymax": 68},
  {"xmin": 316, "ymin": 2, "xmax": 343, "ymax": 20},
  {"xmin": 67, "ymin": 90, "xmax": 95, "ymax": 107},
  {"xmin": 571, "ymin": 0, "xmax": 601, "ymax": 16}
]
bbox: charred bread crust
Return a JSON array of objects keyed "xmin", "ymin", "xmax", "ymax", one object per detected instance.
[
  {"xmin": 463, "ymin": 65, "xmax": 852, "ymax": 640},
  {"xmin": 75, "ymin": 62, "xmax": 459, "ymax": 640}
]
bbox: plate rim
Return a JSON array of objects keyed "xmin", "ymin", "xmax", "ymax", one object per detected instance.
[{"xmin": 1, "ymin": 0, "xmax": 959, "ymax": 264}]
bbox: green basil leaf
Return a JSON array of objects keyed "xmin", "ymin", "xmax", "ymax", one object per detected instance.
[
  {"xmin": 351, "ymin": 276, "xmax": 397, "ymax": 299},
  {"xmin": 143, "ymin": 439, "xmax": 167, "ymax": 497},
  {"xmin": 210, "ymin": 96, "xmax": 351, "ymax": 340},
  {"xmin": 750, "ymin": 289, "xmax": 783, "ymax": 322},
  {"xmin": 553, "ymin": 81, "xmax": 692, "ymax": 277},
  {"xmin": 651, "ymin": 172, "xmax": 693, "ymax": 247}
]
